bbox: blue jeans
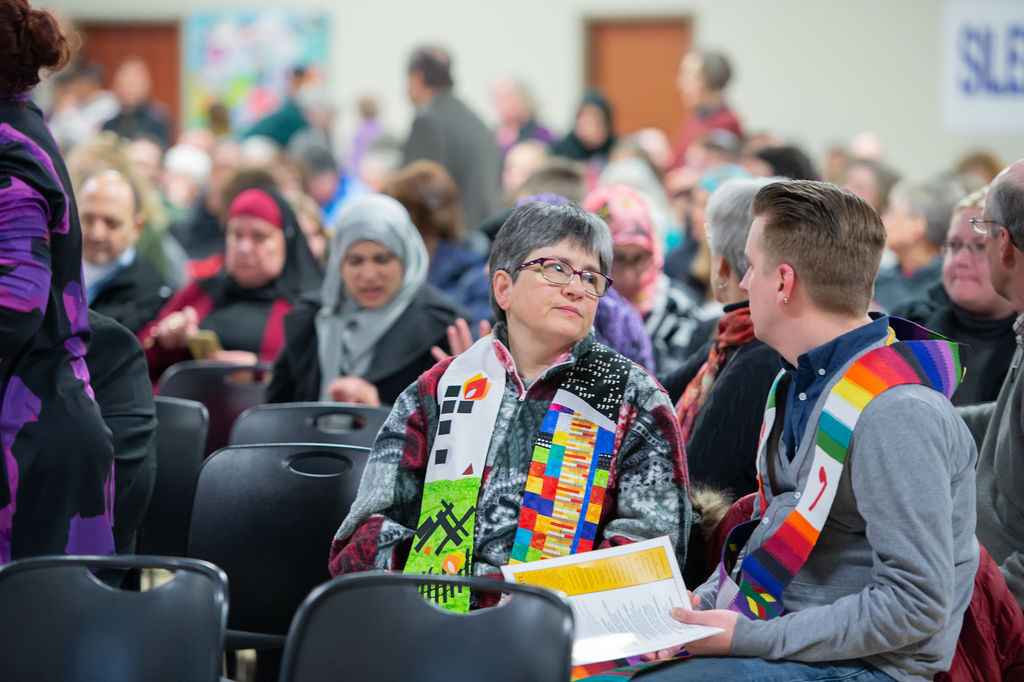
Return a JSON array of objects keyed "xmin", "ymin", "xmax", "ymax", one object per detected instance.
[{"xmin": 633, "ymin": 657, "xmax": 894, "ymax": 681}]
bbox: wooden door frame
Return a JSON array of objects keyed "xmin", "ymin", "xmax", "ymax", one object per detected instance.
[
  {"xmin": 583, "ymin": 14, "xmax": 694, "ymax": 88},
  {"xmin": 74, "ymin": 19, "xmax": 183, "ymax": 134}
]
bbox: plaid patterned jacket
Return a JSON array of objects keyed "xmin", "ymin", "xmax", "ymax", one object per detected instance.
[{"xmin": 328, "ymin": 329, "xmax": 693, "ymax": 578}]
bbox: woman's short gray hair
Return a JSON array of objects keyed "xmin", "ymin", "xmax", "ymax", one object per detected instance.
[
  {"xmin": 890, "ymin": 176, "xmax": 966, "ymax": 248},
  {"xmin": 488, "ymin": 201, "xmax": 613, "ymax": 324},
  {"xmin": 706, "ymin": 177, "xmax": 780, "ymax": 278}
]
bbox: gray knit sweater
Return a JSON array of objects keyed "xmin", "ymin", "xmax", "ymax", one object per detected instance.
[
  {"xmin": 961, "ymin": 314, "xmax": 1024, "ymax": 608},
  {"xmin": 695, "ymin": 338, "xmax": 978, "ymax": 682}
]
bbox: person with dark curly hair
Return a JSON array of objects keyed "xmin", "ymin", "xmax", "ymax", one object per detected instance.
[{"xmin": 0, "ymin": 0, "xmax": 118, "ymax": 561}]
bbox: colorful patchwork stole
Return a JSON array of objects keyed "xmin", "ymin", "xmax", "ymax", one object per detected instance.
[
  {"xmin": 405, "ymin": 336, "xmax": 631, "ymax": 613},
  {"xmin": 510, "ymin": 346, "xmax": 631, "ymax": 564},
  {"xmin": 714, "ymin": 327, "xmax": 963, "ymax": 621},
  {"xmin": 574, "ymin": 324, "xmax": 963, "ymax": 682},
  {"xmin": 404, "ymin": 336, "xmax": 505, "ymax": 612}
]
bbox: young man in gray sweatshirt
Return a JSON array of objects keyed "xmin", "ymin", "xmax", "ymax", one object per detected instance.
[
  {"xmin": 633, "ymin": 181, "xmax": 978, "ymax": 682},
  {"xmin": 961, "ymin": 159, "xmax": 1024, "ymax": 608}
]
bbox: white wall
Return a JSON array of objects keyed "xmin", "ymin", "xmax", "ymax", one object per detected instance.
[{"xmin": 53, "ymin": 0, "xmax": 1024, "ymax": 178}]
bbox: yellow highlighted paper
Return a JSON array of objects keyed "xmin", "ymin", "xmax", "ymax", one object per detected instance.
[{"xmin": 506, "ymin": 546, "xmax": 672, "ymax": 597}]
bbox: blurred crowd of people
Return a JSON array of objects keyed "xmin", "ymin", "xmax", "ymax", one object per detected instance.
[
  {"xmin": 45, "ymin": 43, "xmax": 1012, "ymax": 410},
  {"xmin": 4, "ymin": 4, "xmax": 1024, "ymax": 677}
]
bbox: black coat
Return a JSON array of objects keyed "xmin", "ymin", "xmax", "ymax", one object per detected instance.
[
  {"xmin": 893, "ymin": 283, "xmax": 1016, "ymax": 406},
  {"xmin": 663, "ymin": 337, "xmax": 781, "ymax": 499},
  {"xmin": 90, "ymin": 255, "xmax": 172, "ymax": 334},
  {"xmin": 403, "ymin": 91, "xmax": 502, "ymax": 229},
  {"xmin": 85, "ymin": 310, "xmax": 156, "ymax": 553},
  {"xmin": 267, "ymin": 285, "xmax": 461, "ymax": 406}
]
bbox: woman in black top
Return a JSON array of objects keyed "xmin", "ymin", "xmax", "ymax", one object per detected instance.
[
  {"xmin": 268, "ymin": 194, "xmax": 460, "ymax": 406},
  {"xmin": 893, "ymin": 188, "xmax": 1017, "ymax": 406}
]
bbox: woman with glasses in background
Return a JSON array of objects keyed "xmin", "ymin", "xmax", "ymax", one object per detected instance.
[
  {"xmin": 328, "ymin": 201, "xmax": 692, "ymax": 613},
  {"xmin": 894, "ymin": 187, "xmax": 1017, "ymax": 405}
]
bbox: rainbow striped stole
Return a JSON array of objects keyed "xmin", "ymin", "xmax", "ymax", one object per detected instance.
[
  {"xmin": 726, "ymin": 333, "xmax": 962, "ymax": 620},
  {"xmin": 510, "ymin": 345, "xmax": 631, "ymax": 565}
]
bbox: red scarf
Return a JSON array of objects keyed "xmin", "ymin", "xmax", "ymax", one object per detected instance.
[{"xmin": 675, "ymin": 305, "xmax": 756, "ymax": 443}]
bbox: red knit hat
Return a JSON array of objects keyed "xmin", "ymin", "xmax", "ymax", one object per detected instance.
[{"xmin": 228, "ymin": 188, "xmax": 283, "ymax": 228}]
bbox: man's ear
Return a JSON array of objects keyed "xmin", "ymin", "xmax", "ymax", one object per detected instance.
[
  {"xmin": 492, "ymin": 269, "xmax": 514, "ymax": 313},
  {"xmin": 777, "ymin": 262, "xmax": 796, "ymax": 304},
  {"xmin": 133, "ymin": 213, "xmax": 146, "ymax": 238},
  {"xmin": 1000, "ymin": 231, "xmax": 1018, "ymax": 271},
  {"xmin": 715, "ymin": 254, "xmax": 732, "ymax": 285}
]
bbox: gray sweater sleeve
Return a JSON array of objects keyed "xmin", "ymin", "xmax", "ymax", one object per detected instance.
[
  {"xmin": 731, "ymin": 387, "xmax": 966, "ymax": 660},
  {"xmin": 957, "ymin": 401, "xmax": 995, "ymax": 448}
]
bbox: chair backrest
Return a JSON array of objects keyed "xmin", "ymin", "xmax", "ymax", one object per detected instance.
[
  {"xmin": 0, "ymin": 555, "xmax": 227, "ymax": 682},
  {"xmin": 187, "ymin": 443, "xmax": 370, "ymax": 636},
  {"xmin": 137, "ymin": 396, "xmax": 209, "ymax": 557},
  {"xmin": 157, "ymin": 361, "xmax": 270, "ymax": 454},
  {"xmin": 279, "ymin": 573, "xmax": 574, "ymax": 682},
  {"xmin": 230, "ymin": 402, "xmax": 390, "ymax": 449}
]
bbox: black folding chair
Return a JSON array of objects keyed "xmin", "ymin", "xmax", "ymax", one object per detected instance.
[
  {"xmin": 0, "ymin": 555, "xmax": 228, "ymax": 682},
  {"xmin": 279, "ymin": 573, "xmax": 575, "ymax": 682},
  {"xmin": 136, "ymin": 396, "xmax": 209, "ymax": 558},
  {"xmin": 157, "ymin": 361, "xmax": 270, "ymax": 455},
  {"xmin": 230, "ymin": 402, "xmax": 390, "ymax": 449},
  {"xmin": 187, "ymin": 443, "xmax": 371, "ymax": 679}
]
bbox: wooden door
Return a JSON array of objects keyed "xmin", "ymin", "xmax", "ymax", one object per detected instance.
[
  {"xmin": 585, "ymin": 17, "xmax": 692, "ymax": 139},
  {"xmin": 76, "ymin": 21, "xmax": 181, "ymax": 141}
]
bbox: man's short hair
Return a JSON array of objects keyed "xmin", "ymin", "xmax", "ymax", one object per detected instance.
[
  {"xmin": 698, "ymin": 50, "xmax": 733, "ymax": 92},
  {"xmin": 753, "ymin": 180, "xmax": 886, "ymax": 317},
  {"xmin": 408, "ymin": 46, "xmax": 453, "ymax": 90},
  {"xmin": 988, "ymin": 163, "xmax": 1024, "ymax": 248}
]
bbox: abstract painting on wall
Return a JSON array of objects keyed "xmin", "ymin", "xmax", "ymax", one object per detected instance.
[{"xmin": 183, "ymin": 10, "xmax": 329, "ymax": 132}]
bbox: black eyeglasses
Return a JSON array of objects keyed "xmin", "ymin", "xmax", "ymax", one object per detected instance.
[
  {"xmin": 515, "ymin": 257, "xmax": 613, "ymax": 298},
  {"xmin": 941, "ymin": 239, "xmax": 987, "ymax": 257}
]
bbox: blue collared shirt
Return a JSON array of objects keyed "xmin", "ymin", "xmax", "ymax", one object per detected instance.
[{"xmin": 781, "ymin": 316, "xmax": 891, "ymax": 459}]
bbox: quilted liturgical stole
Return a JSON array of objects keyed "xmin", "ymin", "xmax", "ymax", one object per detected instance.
[
  {"xmin": 404, "ymin": 334, "xmax": 630, "ymax": 612},
  {"xmin": 715, "ymin": 327, "xmax": 963, "ymax": 619}
]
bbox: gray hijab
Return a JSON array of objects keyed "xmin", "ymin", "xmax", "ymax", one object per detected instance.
[{"xmin": 316, "ymin": 194, "xmax": 429, "ymax": 399}]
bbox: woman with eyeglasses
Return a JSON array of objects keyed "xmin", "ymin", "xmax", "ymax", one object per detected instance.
[
  {"xmin": 583, "ymin": 184, "xmax": 716, "ymax": 375},
  {"xmin": 328, "ymin": 201, "xmax": 692, "ymax": 612},
  {"xmin": 893, "ymin": 187, "xmax": 1016, "ymax": 405}
]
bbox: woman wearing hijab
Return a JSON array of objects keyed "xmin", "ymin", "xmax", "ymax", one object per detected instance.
[
  {"xmin": 583, "ymin": 184, "xmax": 715, "ymax": 375},
  {"xmin": 0, "ymin": 0, "xmax": 115, "ymax": 561},
  {"xmin": 267, "ymin": 194, "xmax": 461, "ymax": 406},
  {"xmin": 549, "ymin": 90, "xmax": 617, "ymax": 179},
  {"xmin": 139, "ymin": 187, "xmax": 323, "ymax": 382},
  {"xmin": 382, "ymin": 160, "xmax": 491, "ymax": 326}
]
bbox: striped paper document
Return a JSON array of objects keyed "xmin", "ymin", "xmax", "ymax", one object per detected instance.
[{"xmin": 501, "ymin": 536, "xmax": 722, "ymax": 665}]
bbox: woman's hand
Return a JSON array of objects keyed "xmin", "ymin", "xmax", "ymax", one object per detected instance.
[
  {"xmin": 430, "ymin": 318, "xmax": 492, "ymax": 362},
  {"xmin": 154, "ymin": 306, "xmax": 199, "ymax": 350},
  {"xmin": 328, "ymin": 376, "xmax": 381, "ymax": 406},
  {"xmin": 208, "ymin": 350, "xmax": 258, "ymax": 366}
]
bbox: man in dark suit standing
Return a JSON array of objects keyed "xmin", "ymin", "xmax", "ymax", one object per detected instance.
[{"xmin": 403, "ymin": 46, "xmax": 502, "ymax": 229}]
